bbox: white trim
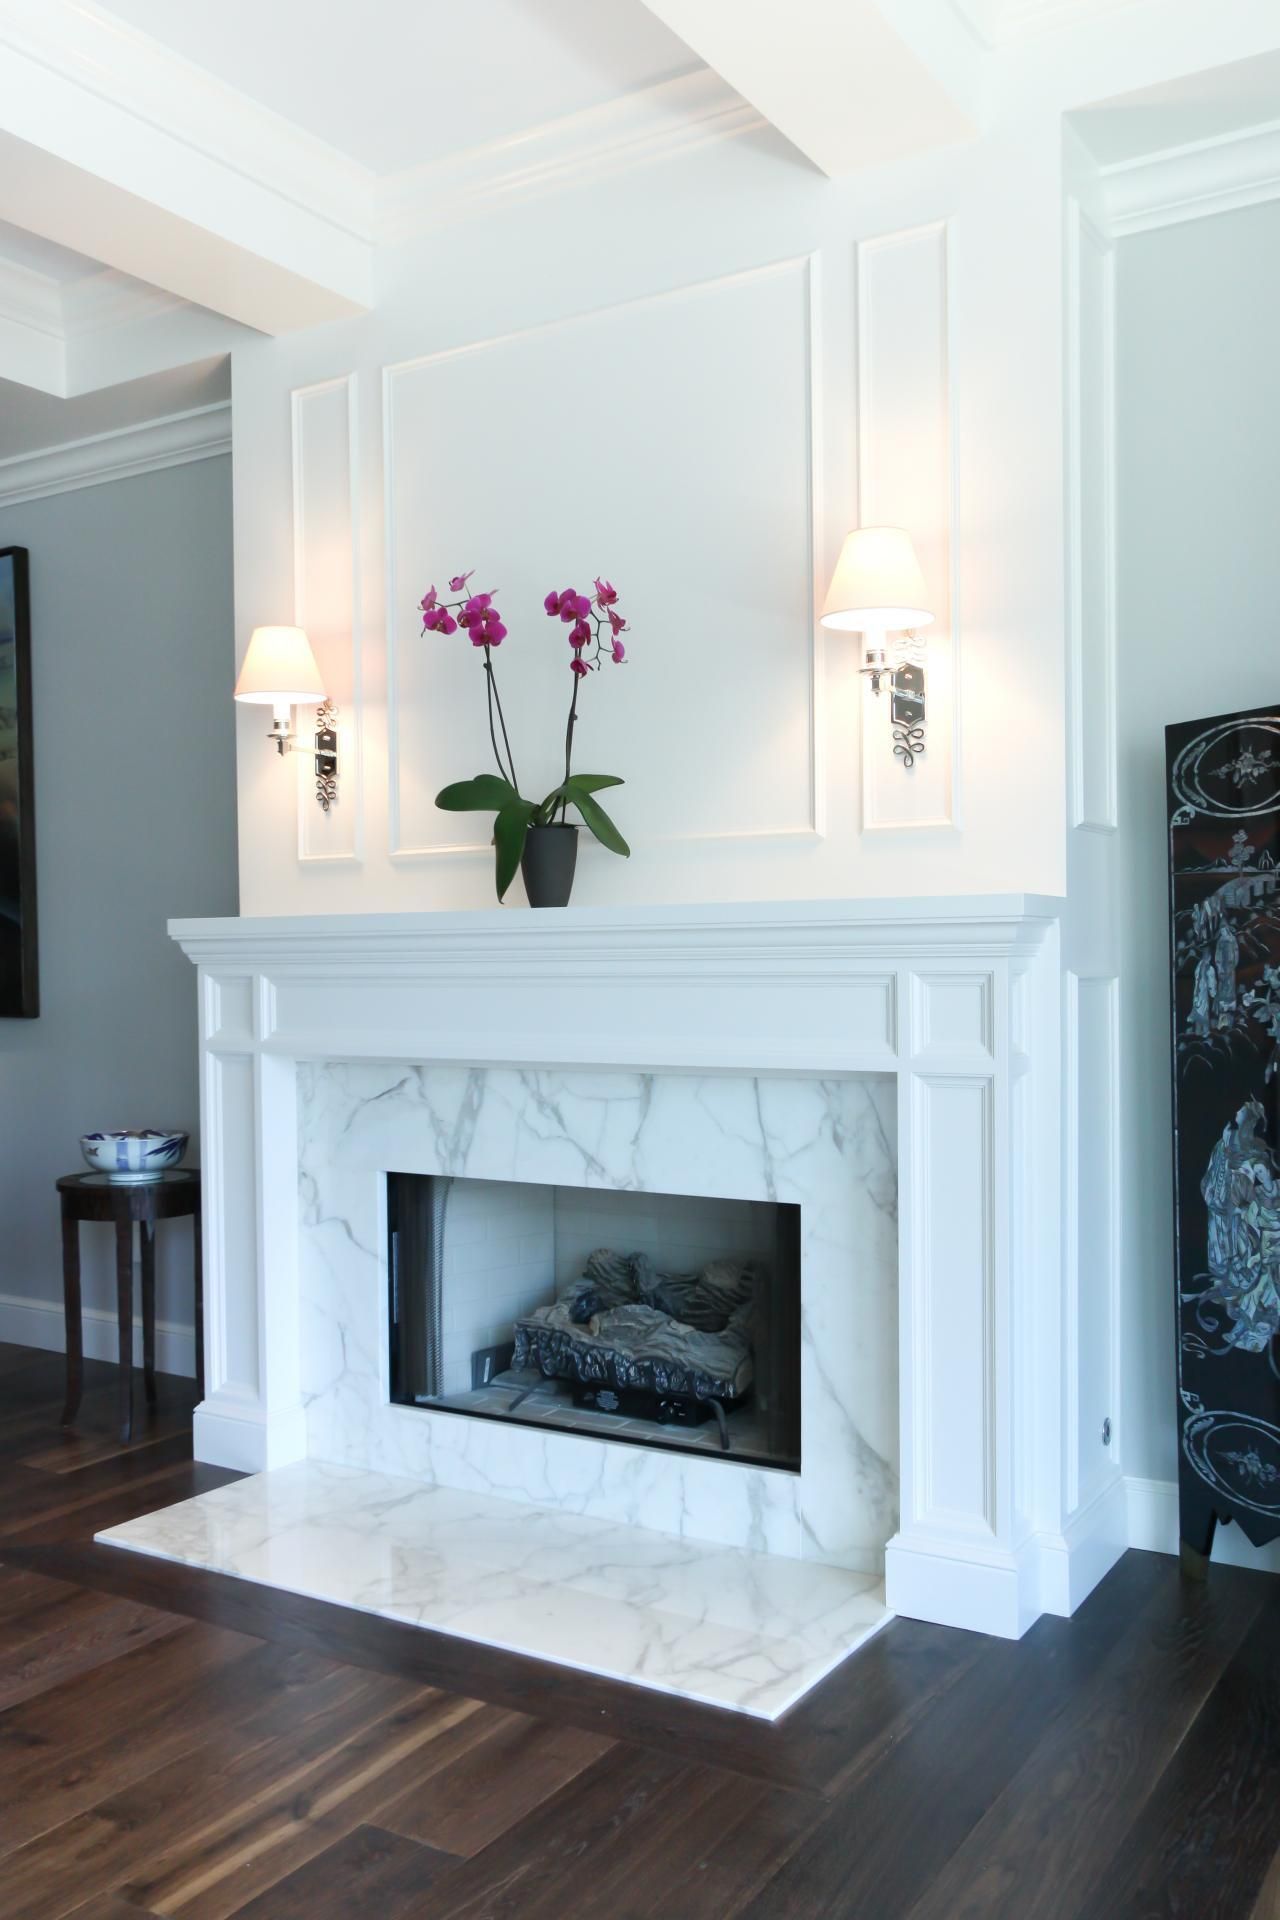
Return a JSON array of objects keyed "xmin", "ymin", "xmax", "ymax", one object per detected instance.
[
  {"xmin": 1102, "ymin": 121, "xmax": 1280, "ymax": 239},
  {"xmin": 62, "ymin": 271, "xmax": 186, "ymax": 338},
  {"xmin": 0, "ymin": 401, "xmax": 231, "ymax": 508},
  {"xmin": 291, "ymin": 374, "xmax": 365, "ymax": 868},
  {"xmin": 173, "ymin": 896, "xmax": 1067, "ymax": 1643},
  {"xmin": 0, "ymin": 256, "xmax": 182, "ymax": 340},
  {"xmin": 193, "ymin": 1399, "xmax": 309, "ymax": 1474},
  {"xmin": 0, "ymin": 1289, "xmax": 195, "ymax": 1378},
  {"xmin": 376, "ymin": 69, "xmax": 762, "ymax": 244},
  {"xmin": 1064, "ymin": 197, "xmax": 1117, "ymax": 832},
  {"xmin": 1124, "ymin": 1474, "xmax": 1280, "ymax": 1573},
  {"xmin": 170, "ymin": 894, "xmax": 1063, "ymax": 977},
  {"xmin": 0, "ymin": 5, "xmax": 760, "ymax": 251},
  {"xmin": 1035, "ymin": 1473, "xmax": 1127, "ymax": 1616},
  {"xmin": 0, "ymin": 256, "xmax": 63, "ymax": 336},
  {"xmin": 0, "ymin": 0, "xmax": 371, "ymax": 241},
  {"xmin": 382, "ymin": 257, "xmax": 824, "ymax": 861}
]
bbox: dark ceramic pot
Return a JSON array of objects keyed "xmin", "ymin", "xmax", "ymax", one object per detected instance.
[{"xmin": 521, "ymin": 823, "xmax": 578, "ymax": 908}]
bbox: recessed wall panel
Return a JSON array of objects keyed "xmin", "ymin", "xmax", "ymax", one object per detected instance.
[
  {"xmin": 385, "ymin": 261, "xmax": 819, "ymax": 854},
  {"xmin": 856, "ymin": 223, "xmax": 955, "ymax": 832},
  {"xmin": 292, "ymin": 375, "xmax": 362, "ymax": 863}
]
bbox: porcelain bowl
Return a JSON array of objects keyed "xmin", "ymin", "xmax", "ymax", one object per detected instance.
[{"xmin": 79, "ymin": 1129, "xmax": 189, "ymax": 1183}]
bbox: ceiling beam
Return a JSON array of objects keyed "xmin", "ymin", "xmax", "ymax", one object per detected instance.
[
  {"xmin": 638, "ymin": 0, "xmax": 983, "ymax": 176},
  {"xmin": 0, "ymin": 2, "xmax": 374, "ymax": 334}
]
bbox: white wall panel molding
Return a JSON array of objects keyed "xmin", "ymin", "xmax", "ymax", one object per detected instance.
[
  {"xmin": 172, "ymin": 894, "xmax": 1076, "ymax": 1638},
  {"xmin": 378, "ymin": 69, "xmax": 765, "ymax": 244},
  {"xmin": 291, "ymin": 375, "xmax": 364, "ymax": 867},
  {"xmin": 383, "ymin": 257, "xmax": 823, "ymax": 864},
  {"xmin": 1102, "ymin": 120, "xmax": 1280, "ymax": 238},
  {"xmin": 0, "ymin": 400, "xmax": 230, "ymax": 508},
  {"xmin": 1065, "ymin": 196, "xmax": 1117, "ymax": 832},
  {"xmin": 855, "ymin": 220, "xmax": 957, "ymax": 834},
  {"xmin": 1063, "ymin": 971, "xmax": 1121, "ymax": 1520}
]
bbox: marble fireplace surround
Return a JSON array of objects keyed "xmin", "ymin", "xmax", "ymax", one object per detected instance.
[
  {"xmin": 298, "ymin": 1060, "xmax": 897, "ymax": 1572},
  {"xmin": 128, "ymin": 895, "xmax": 1068, "ymax": 1646}
]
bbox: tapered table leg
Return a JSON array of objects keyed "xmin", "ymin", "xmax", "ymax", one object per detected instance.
[
  {"xmin": 115, "ymin": 1219, "xmax": 134, "ymax": 1442},
  {"xmin": 60, "ymin": 1206, "xmax": 83, "ymax": 1426}
]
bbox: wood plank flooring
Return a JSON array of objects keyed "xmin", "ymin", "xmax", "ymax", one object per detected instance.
[{"xmin": 0, "ymin": 1339, "xmax": 1276, "ymax": 1917}]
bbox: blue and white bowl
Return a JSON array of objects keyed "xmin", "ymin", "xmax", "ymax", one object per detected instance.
[{"xmin": 80, "ymin": 1129, "xmax": 189, "ymax": 1183}]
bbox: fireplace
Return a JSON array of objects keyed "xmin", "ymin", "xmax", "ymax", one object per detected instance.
[
  {"xmin": 138, "ymin": 897, "xmax": 1075, "ymax": 1649},
  {"xmin": 387, "ymin": 1174, "xmax": 802, "ymax": 1471}
]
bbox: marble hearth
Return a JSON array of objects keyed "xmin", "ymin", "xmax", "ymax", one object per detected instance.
[{"xmin": 99, "ymin": 897, "xmax": 1065, "ymax": 1713}]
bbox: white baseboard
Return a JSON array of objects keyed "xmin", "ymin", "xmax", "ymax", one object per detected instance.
[
  {"xmin": 0, "ymin": 1289, "xmax": 196, "ymax": 1379},
  {"xmin": 1036, "ymin": 1475, "xmax": 1129, "ymax": 1617},
  {"xmin": 194, "ymin": 1394, "xmax": 307, "ymax": 1472},
  {"xmin": 1124, "ymin": 1474, "xmax": 1280, "ymax": 1575}
]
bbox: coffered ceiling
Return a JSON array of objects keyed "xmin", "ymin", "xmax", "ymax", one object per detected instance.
[{"xmin": 91, "ymin": 0, "xmax": 699, "ymax": 175}]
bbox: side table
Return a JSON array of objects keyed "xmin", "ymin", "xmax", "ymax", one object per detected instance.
[{"xmin": 58, "ymin": 1169, "xmax": 203, "ymax": 1442}]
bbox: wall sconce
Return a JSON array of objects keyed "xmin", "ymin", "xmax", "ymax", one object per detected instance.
[
  {"xmin": 820, "ymin": 526, "xmax": 934, "ymax": 770},
  {"xmin": 233, "ymin": 625, "xmax": 339, "ymax": 812}
]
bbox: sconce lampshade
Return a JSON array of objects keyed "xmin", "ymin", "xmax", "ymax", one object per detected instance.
[
  {"xmin": 233, "ymin": 626, "xmax": 326, "ymax": 705},
  {"xmin": 819, "ymin": 526, "xmax": 934, "ymax": 633}
]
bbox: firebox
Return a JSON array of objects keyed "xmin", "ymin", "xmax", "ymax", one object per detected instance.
[{"xmin": 388, "ymin": 1174, "xmax": 801, "ymax": 1472}]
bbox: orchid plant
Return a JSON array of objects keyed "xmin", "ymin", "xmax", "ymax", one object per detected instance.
[{"xmin": 423, "ymin": 571, "xmax": 631, "ymax": 901}]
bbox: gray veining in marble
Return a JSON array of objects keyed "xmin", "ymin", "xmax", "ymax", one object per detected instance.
[
  {"xmin": 296, "ymin": 1063, "xmax": 898, "ymax": 1572},
  {"xmin": 97, "ymin": 1461, "xmax": 892, "ymax": 1720}
]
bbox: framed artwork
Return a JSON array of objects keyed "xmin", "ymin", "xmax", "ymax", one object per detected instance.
[{"xmin": 0, "ymin": 546, "xmax": 38, "ymax": 1018}]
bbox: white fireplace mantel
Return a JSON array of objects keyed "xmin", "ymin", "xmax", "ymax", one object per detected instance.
[{"xmin": 170, "ymin": 894, "xmax": 1097, "ymax": 1641}]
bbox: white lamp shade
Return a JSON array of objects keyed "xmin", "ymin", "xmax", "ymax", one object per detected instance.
[
  {"xmin": 234, "ymin": 626, "xmax": 326, "ymax": 705},
  {"xmin": 819, "ymin": 526, "xmax": 934, "ymax": 633}
]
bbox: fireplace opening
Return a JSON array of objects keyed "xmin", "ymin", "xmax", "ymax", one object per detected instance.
[{"xmin": 387, "ymin": 1174, "xmax": 801, "ymax": 1472}]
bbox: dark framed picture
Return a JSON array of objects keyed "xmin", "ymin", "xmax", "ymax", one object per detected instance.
[{"xmin": 0, "ymin": 546, "xmax": 38, "ymax": 1018}]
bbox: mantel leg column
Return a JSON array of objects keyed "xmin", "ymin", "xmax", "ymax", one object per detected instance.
[
  {"xmin": 193, "ymin": 973, "xmax": 306, "ymax": 1472},
  {"xmin": 885, "ymin": 952, "xmax": 1055, "ymax": 1640}
]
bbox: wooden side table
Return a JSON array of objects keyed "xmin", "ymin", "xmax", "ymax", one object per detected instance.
[{"xmin": 58, "ymin": 1169, "xmax": 202, "ymax": 1442}]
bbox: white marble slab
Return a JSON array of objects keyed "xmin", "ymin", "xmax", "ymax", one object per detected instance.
[
  {"xmin": 96, "ymin": 1461, "xmax": 891, "ymax": 1721},
  {"xmin": 298, "ymin": 1064, "xmax": 899, "ymax": 1570}
]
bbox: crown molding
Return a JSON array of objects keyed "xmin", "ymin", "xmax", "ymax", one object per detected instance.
[
  {"xmin": 0, "ymin": 253, "xmax": 183, "ymax": 339},
  {"xmin": 0, "ymin": 3, "xmax": 762, "ymax": 254},
  {"xmin": 0, "ymin": 0, "xmax": 374, "ymax": 241},
  {"xmin": 0, "ymin": 400, "xmax": 230, "ymax": 508},
  {"xmin": 61, "ymin": 270, "xmax": 185, "ymax": 336},
  {"xmin": 0, "ymin": 256, "xmax": 62, "ymax": 336},
  {"xmin": 377, "ymin": 68, "xmax": 764, "ymax": 244},
  {"xmin": 1102, "ymin": 119, "xmax": 1280, "ymax": 237}
]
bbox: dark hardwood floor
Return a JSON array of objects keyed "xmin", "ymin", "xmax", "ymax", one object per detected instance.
[{"xmin": 0, "ymin": 1339, "xmax": 1277, "ymax": 1918}]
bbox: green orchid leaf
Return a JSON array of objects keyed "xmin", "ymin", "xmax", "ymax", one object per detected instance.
[
  {"xmin": 571, "ymin": 791, "xmax": 630, "ymax": 858},
  {"xmin": 493, "ymin": 800, "xmax": 534, "ymax": 901},
  {"xmin": 537, "ymin": 774, "xmax": 625, "ymax": 818},
  {"xmin": 436, "ymin": 774, "xmax": 520, "ymax": 812},
  {"xmin": 561, "ymin": 774, "xmax": 624, "ymax": 794}
]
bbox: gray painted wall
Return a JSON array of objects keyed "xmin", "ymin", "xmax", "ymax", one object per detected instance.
[
  {"xmin": 0, "ymin": 454, "xmax": 237, "ymax": 1367},
  {"xmin": 1116, "ymin": 201, "xmax": 1280, "ymax": 1485}
]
